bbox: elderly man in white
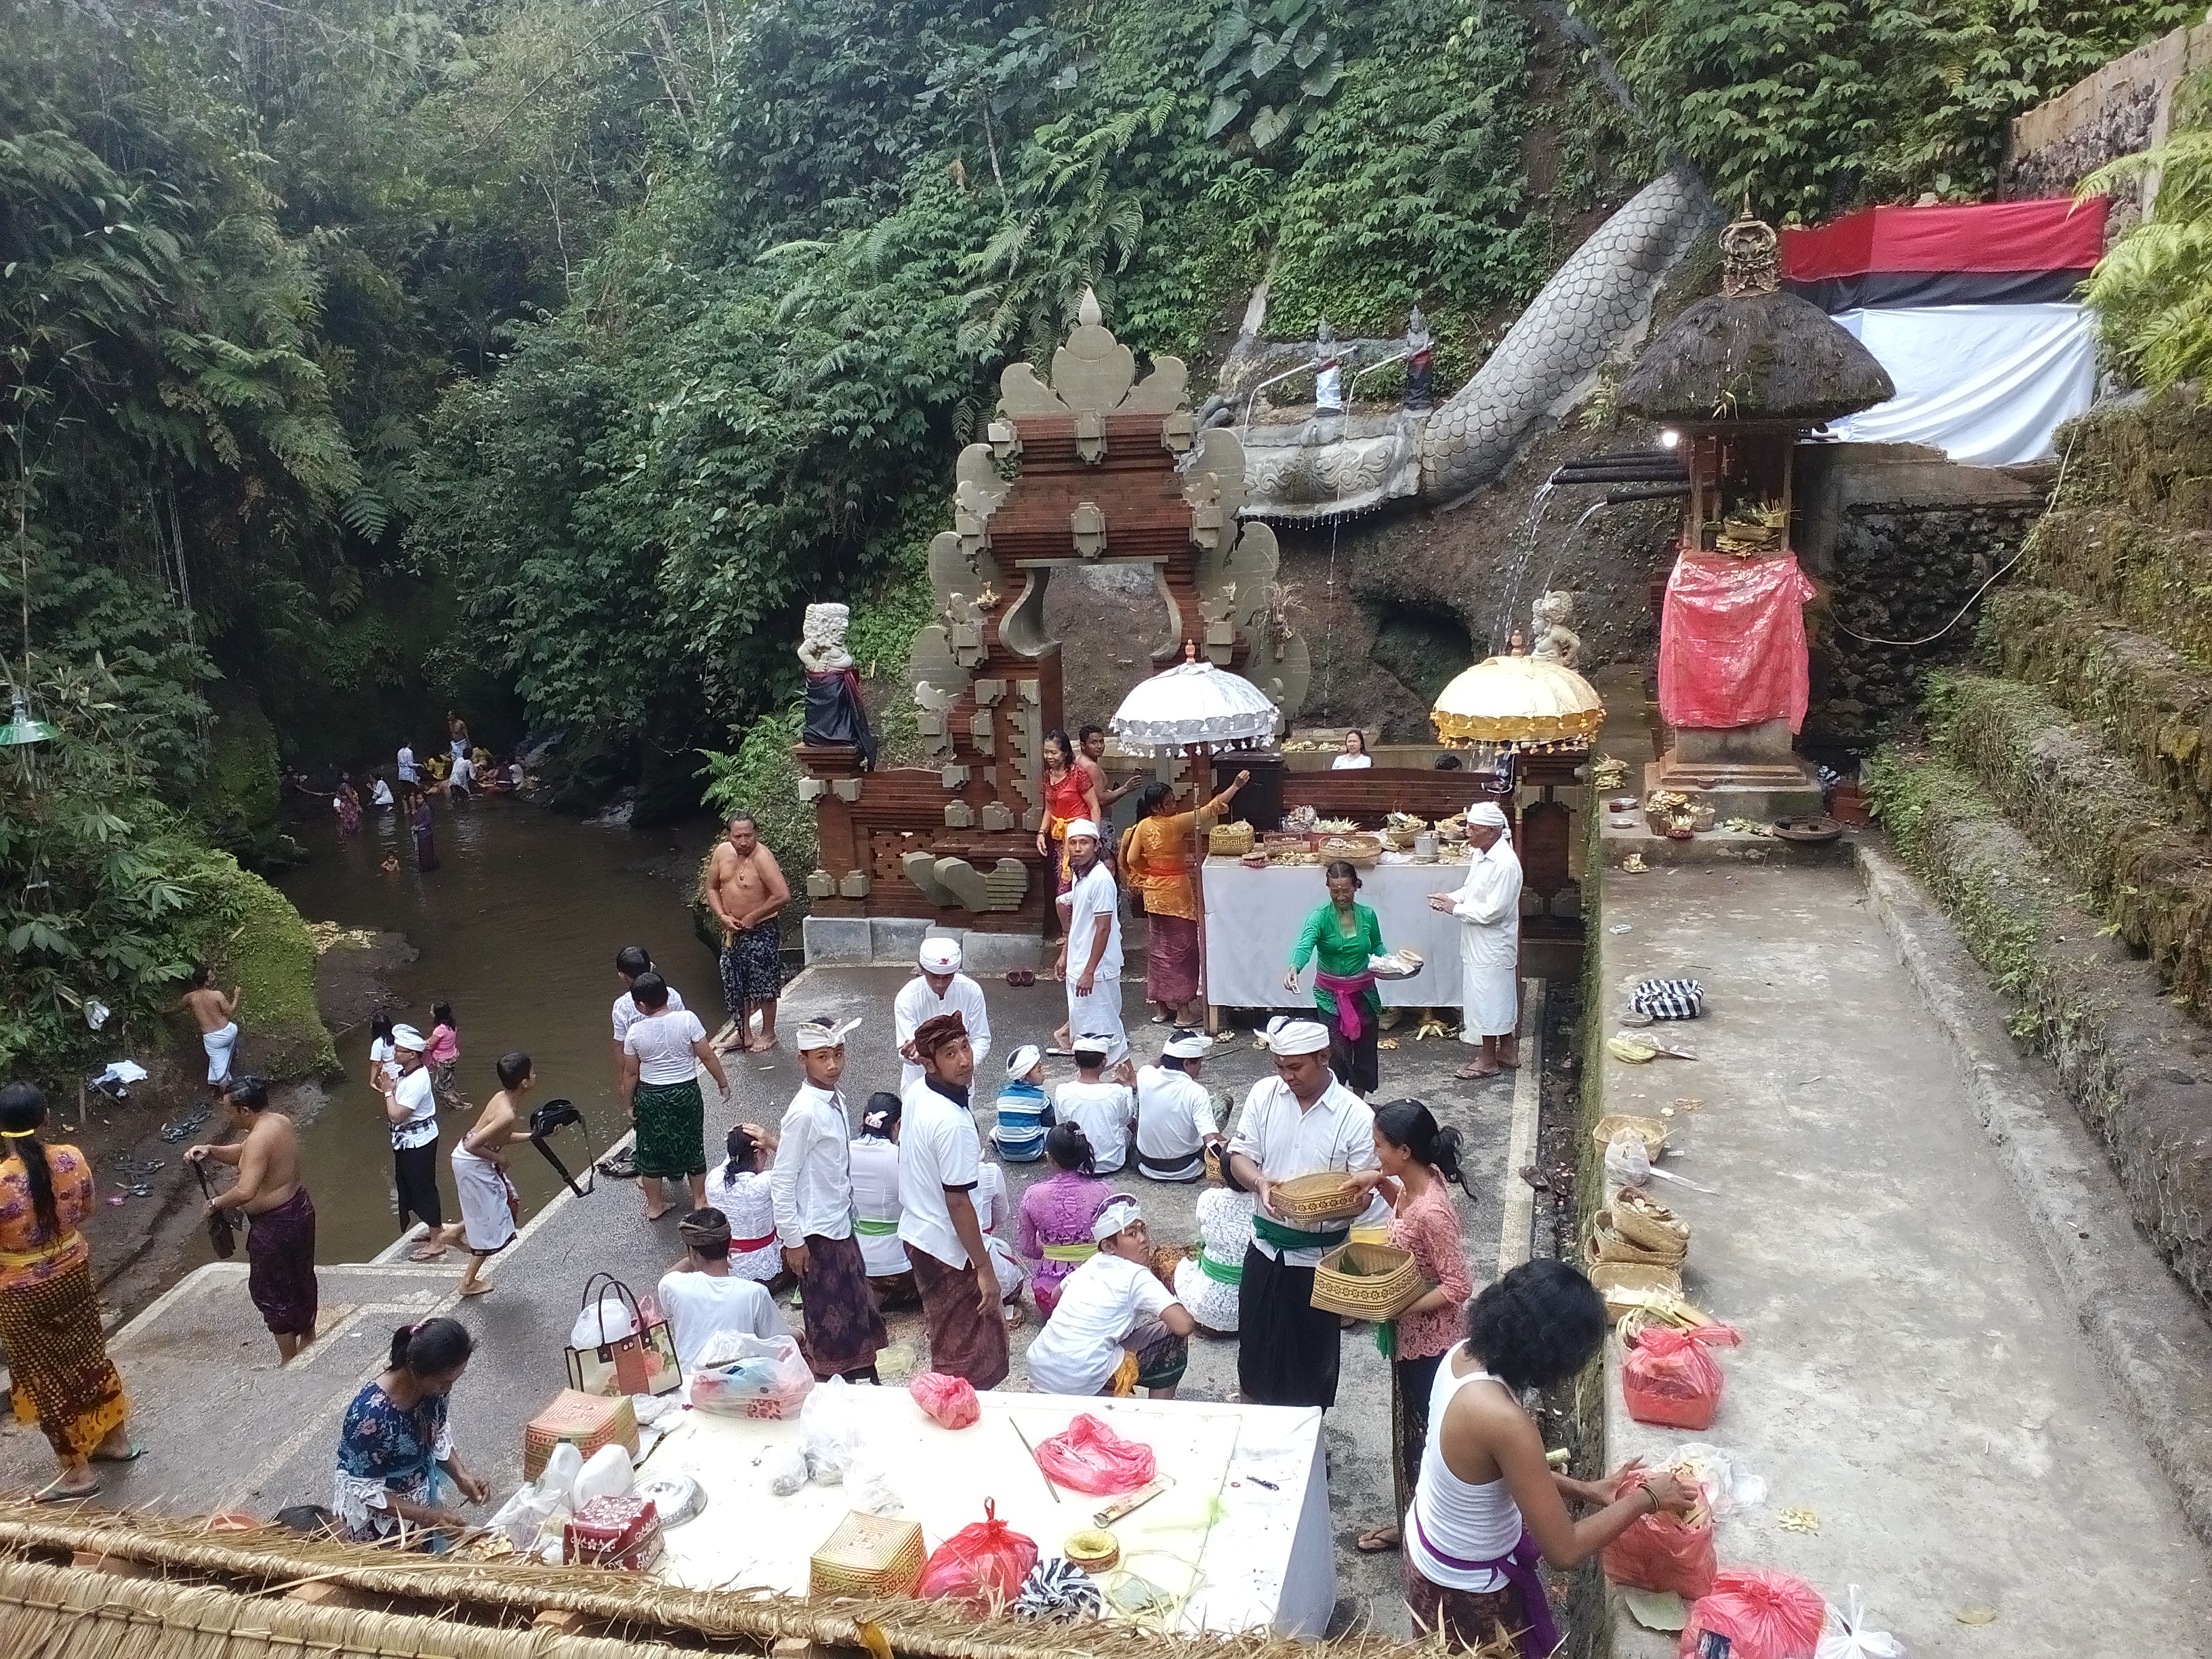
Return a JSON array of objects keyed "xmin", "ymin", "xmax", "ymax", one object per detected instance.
[
  {"xmin": 1430, "ymin": 800, "xmax": 1523, "ymax": 1079},
  {"xmin": 893, "ymin": 937, "xmax": 991, "ymax": 1092}
]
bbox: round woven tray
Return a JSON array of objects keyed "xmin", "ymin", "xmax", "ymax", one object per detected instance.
[
  {"xmin": 1272, "ymin": 1171, "xmax": 1366, "ymax": 1223},
  {"xmin": 1612, "ymin": 1187, "xmax": 1689, "ymax": 1255},
  {"xmin": 1587, "ymin": 1213, "xmax": 1686, "ymax": 1267},
  {"xmin": 1591, "ymin": 1113, "xmax": 1668, "ymax": 1157}
]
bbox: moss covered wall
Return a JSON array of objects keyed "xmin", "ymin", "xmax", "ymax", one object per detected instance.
[{"xmin": 176, "ymin": 855, "xmax": 338, "ymax": 1080}]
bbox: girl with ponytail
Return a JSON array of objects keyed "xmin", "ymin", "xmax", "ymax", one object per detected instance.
[
  {"xmin": 333, "ymin": 1315, "xmax": 487, "ymax": 1542},
  {"xmin": 1017, "ymin": 1122, "xmax": 1109, "ymax": 1316},
  {"xmin": 0, "ymin": 1082, "xmax": 138, "ymax": 1498},
  {"xmin": 1350, "ymin": 1099, "xmax": 1479, "ymax": 1553}
]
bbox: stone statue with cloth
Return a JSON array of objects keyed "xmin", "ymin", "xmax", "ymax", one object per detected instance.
[
  {"xmin": 1429, "ymin": 802, "xmax": 1522, "ymax": 1080},
  {"xmin": 798, "ymin": 602, "xmax": 877, "ymax": 766}
]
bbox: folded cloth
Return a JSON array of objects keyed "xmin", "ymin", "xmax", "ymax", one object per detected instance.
[{"xmin": 1629, "ymin": 978, "xmax": 1704, "ymax": 1020}]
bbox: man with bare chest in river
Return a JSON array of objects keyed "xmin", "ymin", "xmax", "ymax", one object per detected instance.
[
  {"xmin": 190, "ymin": 1076, "xmax": 319, "ymax": 1361},
  {"xmin": 705, "ymin": 813, "xmax": 790, "ymax": 1052}
]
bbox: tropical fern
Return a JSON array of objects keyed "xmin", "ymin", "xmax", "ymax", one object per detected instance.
[{"xmin": 2081, "ymin": 126, "xmax": 2212, "ymax": 392}]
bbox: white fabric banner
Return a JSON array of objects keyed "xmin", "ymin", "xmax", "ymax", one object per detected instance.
[
  {"xmin": 1829, "ymin": 302, "xmax": 2097, "ymax": 466},
  {"xmin": 1200, "ymin": 858, "xmax": 1468, "ymax": 1012}
]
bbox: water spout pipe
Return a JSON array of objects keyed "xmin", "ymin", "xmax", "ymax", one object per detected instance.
[
  {"xmin": 1548, "ymin": 465, "xmax": 1689, "ymax": 485},
  {"xmin": 1600, "ymin": 485, "xmax": 1691, "ymax": 504}
]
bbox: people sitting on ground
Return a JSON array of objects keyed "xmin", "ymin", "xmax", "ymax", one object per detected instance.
[
  {"xmin": 972, "ymin": 1156, "xmax": 1027, "ymax": 1326},
  {"xmin": 333, "ymin": 1317, "xmax": 487, "ymax": 1544},
  {"xmin": 1023, "ymin": 1195, "xmax": 1193, "ymax": 1400},
  {"xmin": 1174, "ymin": 1180, "xmax": 1256, "ymax": 1336},
  {"xmin": 848, "ymin": 1092, "xmax": 914, "ymax": 1309},
  {"xmin": 989, "ymin": 1043, "xmax": 1053, "ymax": 1162},
  {"xmin": 441, "ymin": 1051, "xmax": 533, "ymax": 1298},
  {"xmin": 425, "ymin": 751, "xmax": 450, "ymax": 786},
  {"xmin": 190, "ymin": 1075, "xmax": 318, "ymax": 1361},
  {"xmin": 704, "ymin": 1122, "xmax": 786, "ymax": 1290},
  {"xmin": 1017, "ymin": 1122, "xmax": 1111, "ymax": 1318},
  {"xmin": 657, "ymin": 1207, "xmax": 786, "ymax": 1377},
  {"xmin": 1053, "ymin": 1035, "xmax": 1136, "ymax": 1175},
  {"xmin": 1404, "ymin": 1261, "xmax": 1696, "ymax": 1656},
  {"xmin": 894, "ymin": 937, "xmax": 991, "ymax": 1093},
  {"xmin": 1134, "ymin": 1029, "xmax": 1221, "ymax": 1181}
]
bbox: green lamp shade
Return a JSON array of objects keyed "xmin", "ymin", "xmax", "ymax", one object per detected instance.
[{"xmin": 1, "ymin": 689, "xmax": 54, "ymax": 746}]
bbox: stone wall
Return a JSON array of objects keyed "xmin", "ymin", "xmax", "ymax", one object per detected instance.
[{"xmin": 2003, "ymin": 18, "xmax": 2212, "ymax": 206}]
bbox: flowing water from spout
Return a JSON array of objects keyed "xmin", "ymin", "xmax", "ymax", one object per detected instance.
[{"xmin": 1489, "ymin": 480, "xmax": 1557, "ymax": 652}]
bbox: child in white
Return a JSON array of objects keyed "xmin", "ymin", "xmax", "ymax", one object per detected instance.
[
  {"xmin": 1023, "ymin": 1196, "xmax": 1193, "ymax": 1398},
  {"xmin": 1052, "ymin": 1036, "xmax": 1136, "ymax": 1174}
]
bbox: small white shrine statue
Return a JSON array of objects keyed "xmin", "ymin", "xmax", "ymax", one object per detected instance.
[
  {"xmin": 1530, "ymin": 590, "xmax": 1582, "ymax": 670},
  {"xmin": 798, "ymin": 602, "xmax": 856, "ymax": 672}
]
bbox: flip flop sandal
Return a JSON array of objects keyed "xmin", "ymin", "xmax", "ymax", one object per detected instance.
[
  {"xmin": 1353, "ymin": 1528, "xmax": 1402, "ymax": 1554},
  {"xmin": 90, "ymin": 1444, "xmax": 146, "ymax": 1465},
  {"xmin": 596, "ymin": 1149, "xmax": 638, "ymax": 1180},
  {"xmin": 35, "ymin": 1477, "xmax": 100, "ymax": 1502}
]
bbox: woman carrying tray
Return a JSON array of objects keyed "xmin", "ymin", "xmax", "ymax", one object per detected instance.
[{"xmin": 1283, "ymin": 859, "xmax": 1389, "ymax": 1098}]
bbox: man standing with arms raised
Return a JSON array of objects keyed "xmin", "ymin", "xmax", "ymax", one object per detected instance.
[
  {"xmin": 773, "ymin": 1016, "xmax": 887, "ymax": 1381},
  {"xmin": 897, "ymin": 1013, "xmax": 1008, "ymax": 1388},
  {"xmin": 1053, "ymin": 819, "xmax": 1124, "ymax": 1058},
  {"xmin": 893, "ymin": 938, "xmax": 991, "ymax": 1094},
  {"xmin": 189, "ymin": 1076, "xmax": 317, "ymax": 1362},
  {"xmin": 1227, "ymin": 1018, "xmax": 1378, "ymax": 1407},
  {"xmin": 705, "ymin": 813, "xmax": 789, "ymax": 1052}
]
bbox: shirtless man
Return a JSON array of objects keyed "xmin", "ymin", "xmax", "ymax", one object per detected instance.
[
  {"xmin": 181, "ymin": 963, "xmax": 241, "ymax": 1088},
  {"xmin": 1078, "ymin": 725, "xmax": 1139, "ymax": 841},
  {"xmin": 704, "ymin": 813, "xmax": 790, "ymax": 1052},
  {"xmin": 190, "ymin": 1077, "xmax": 318, "ymax": 1361}
]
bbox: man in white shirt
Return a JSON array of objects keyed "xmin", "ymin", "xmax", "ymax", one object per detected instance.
[
  {"xmin": 1054, "ymin": 820, "xmax": 1124, "ymax": 1057},
  {"xmin": 771, "ymin": 1015, "xmax": 886, "ymax": 1380},
  {"xmin": 657, "ymin": 1208, "xmax": 785, "ymax": 1376},
  {"xmin": 396, "ymin": 743, "xmax": 419, "ymax": 788},
  {"xmin": 373, "ymin": 1023, "xmax": 449, "ymax": 1262},
  {"xmin": 1135, "ymin": 1029, "xmax": 1221, "ymax": 1181},
  {"xmin": 893, "ymin": 937, "xmax": 991, "ymax": 1092},
  {"xmin": 1024, "ymin": 1196, "xmax": 1194, "ymax": 1399},
  {"xmin": 897, "ymin": 1012, "xmax": 1008, "ymax": 1388},
  {"xmin": 1053, "ymin": 1034, "xmax": 1136, "ymax": 1174},
  {"xmin": 1226, "ymin": 1018, "xmax": 1378, "ymax": 1408},
  {"xmin": 448, "ymin": 752, "xmax": 476, "ymax": 796},
  {"xmin": 610, "ymin": 945, "xmax": 685, "ymax": 1088},
  {"xmin": 1431, "ymin": 800, "xmax": 1523, "ymax": 1079}
]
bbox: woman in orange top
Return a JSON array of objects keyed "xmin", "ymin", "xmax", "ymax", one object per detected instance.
[
  {"xmin": 0, "ymin": 1082, "xmax": 137, "ymax": 1498},
  {"xmin": 1120, "ymin": 771, "xmax": 1250, "ymax": 1023},
  {"xmin": 1035, "ymin": 730, "xmax": 1099, "ymax": 901}
]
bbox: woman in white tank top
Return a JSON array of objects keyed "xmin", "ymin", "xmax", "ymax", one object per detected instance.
[{"xmin": 1404, "ymin": 1261, "xmax": 1696, "ymax": 1656}]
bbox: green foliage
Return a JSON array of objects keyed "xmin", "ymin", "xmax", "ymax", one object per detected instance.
[
  {"xmin": 2081, "ymin": 104, "xmax": 2212, "ymax": 392},
  {"xmin": 1200, "ymin": 0, "xmax": 1347, "ymax": 153},
  {"xmin": 1573, "ymin": 0, "xmax": 2194, "ymax": 220},
  {"xmin": 698, "ymin": 706, "xmax": 816, "ymax": 880}
]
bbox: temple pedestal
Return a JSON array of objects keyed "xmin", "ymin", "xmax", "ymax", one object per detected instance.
[{"xmin": 1646, "ymin": 718, "xmax": 1824, "ymax": 821}]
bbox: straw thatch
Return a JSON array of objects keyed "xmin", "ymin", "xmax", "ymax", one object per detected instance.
[
  {"xmin": 1616, "ymin": 289, "xmax": 1894, "ymax": 423},
  {"xmin": 0, "ymin": 1501, "xmax": 1502, "ymax": 1659}
]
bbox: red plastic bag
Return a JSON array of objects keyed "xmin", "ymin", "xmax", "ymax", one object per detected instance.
[
  {"xmin": 1601, "ymin": 1471, "xmax": 1715, "ymax": 1599},
  {"xmin": 1034, "ymin": 1412, "xmax": 1156, "ymax": 1495},
  {"xmin": 911, "ymin": 1371, "xmax": 980, "ymax": 1429},
  {"xmin": 1679, "ymin": 1567, "xmax": 1826, "ymax": 1659},
  {"xmin": 1658, "ymin": 552, "xmax": 1818, "ymax": 733},
  {"xmin": 916, "ymin": 1499, "xmax": 1038, "ymax": 1608},
  {"xmin": 1622, "ymin": 1324, "xmax": 1740, "ymax": 1431}
]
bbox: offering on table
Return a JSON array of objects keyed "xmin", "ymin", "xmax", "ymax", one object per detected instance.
[
  {"xmin": 563, "ymin": 1494, "xmax": 663, "ymax": 1571},
  {"xmin": 523, "ymin": 1389, "xmax": 638, "ymax": 1480},
  {"xmin": 811, "ymin": 1511, "xmax": 927, "ymax": 1598}
]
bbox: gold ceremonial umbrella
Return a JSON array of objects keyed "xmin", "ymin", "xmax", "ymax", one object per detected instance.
[{"xmin": 1431, "ymin": 654, "xmax": 1605, "ymax": 743}]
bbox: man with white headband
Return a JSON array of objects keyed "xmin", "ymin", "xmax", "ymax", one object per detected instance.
[
  {"xmin": 1134, "ymin": 1029, "xmax": 1221, "ymax": 1182},
  {"xmin": 373, "ymin": 1023, "xmax": 449, "ymax": 1260},
  {"xmin": 1053, "ymin": 818, "xmax": 1126, "ymax": 1058},
  {"xmin": 894, "ymin": 937, "xmax": 991, "ymax": 1092},
  {"xmin": 1226, "ymin": 1017, "xmax": 1378, "ymax": 1407},
  {"xmin": 771, "ymin": 1017, "xmax": 886, "ymax": 1381},
  {"xmin": 1023, "ymin": 1195, "xmax": 1193, "ymax": 1399},
  {"xmin": 1429, "ymin": 800, "xmax": 1523, "ymax": 1078}
]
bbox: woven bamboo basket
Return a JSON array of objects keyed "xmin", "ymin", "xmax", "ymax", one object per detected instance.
[
  {"xmin": 1315, "ymin": 832, "xmax": 1382, "ymax": 867},
  {"xmin": 1591, "ymin": 1113, "xmax": 1669, "ymax": 1158},
  {"xmin": 1309, "ymin": 1241, "xmax": 1425, "ymax": 1319},
  {"xmin": 1063, "ymin": 1528, "xmax": 1120, "ymax": 1572},
  {"xmin": 523, "ymin": 1389, "xmax": 638, "ymax": 1480},
  {"xmin": 810, "ymin": 1511, "xmax": 926, "ymax": 1598},
  {"xmin": 1208, "ymin": 821, "xmax": 1255, "ymax": 857},
  {"xmin": 1586, "ymin": 1213, "xmax": 1686, "ymax": 1268},
  {"xmin": 1612, "ymin": 1187, "xmax": 1690, "ymax": 1256},
  {"xmin": 1271, "ymin": 1170, "xmax": 1366, "ymax": 1223},
  {"xmin": 1586, "ymin": 1261, "xmax": 1683, "ymax": 1322}
]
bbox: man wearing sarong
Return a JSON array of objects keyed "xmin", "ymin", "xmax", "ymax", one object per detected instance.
[
  {"xmin": 1431, "ymin": 801, "xmax": 1523, "ymax": 1080},
  {"xmin": 619, "ymin": 972, "xmax": 731, "ymax": 1221},
  {"xmin": 1024, "ymin": 1195, "xmax": 1194, "ymax": 1399},
  {"xmin": 893, "ymin": 937, "xmax": 991, "ymax": 1093},
  {"xmin": 1227, "ymin": 1019, "xmax": 1379, "ymax": 1408},
  {"xmin": 1054, "ymin": 819, "xmax": 1126, "ymax": 1057},
  {"xmin": 1119, "ymin": 771, "xmax": 1248, "ymax": 1023},
  {"xmin": 897, "ymin": 1012, "xmax": 1008, "ymax": 1388},
  {"xmin": 182, "ymin": 962, "xmax": 241, "ymax": 1087},
  {"xmin": 443, "ymin": 1051, "xmax": 533, "ymax": 1297},
  {"xmin": 772, "ymin": 1015, "xmax": 888, "ymax": 1380},
  {"xmin": 192, "ymin": 1075, "xmax": 318, "ymax": 1361},
  {"xmin": 704, "ymin": 813, "xmax": 790, "ymax": 1052}
]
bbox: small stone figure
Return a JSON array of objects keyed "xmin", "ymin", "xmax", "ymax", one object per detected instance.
[
  {"xmin": 1313, "ymin": 318, "xmax": 1345, "ymax": 413},
  {"xmin": 1404, "ymin": 304, "xmax": 1435, "ymax": 411},
  {"xmin": 1530, "ymin": 590, "xmax": 1582, "ymax": 670},
  {"xmin": 798, "ymin": 602, "xmax": 877, "ymax": 766},
  {"xmin": 1505, "ymin": 626, "xmax": 1530, "ymax": 657}
]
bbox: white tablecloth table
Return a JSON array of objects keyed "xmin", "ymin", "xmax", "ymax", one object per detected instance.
[
  {"xmin": 648, "ymin": 1387, "xmax": 1333, "ymax": 1637},
  {"xmin": 1199, "ymin": 856, "xmax": 1466, "ymax": 1013}
]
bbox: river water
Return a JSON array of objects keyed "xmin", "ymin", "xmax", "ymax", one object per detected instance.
[{"xmin": 273, "ymin": 796, "xmax": 730, "ymax": 1263}]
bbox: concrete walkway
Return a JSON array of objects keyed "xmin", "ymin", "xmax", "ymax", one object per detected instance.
[{"xmin": 1597, "ymin": 859, "xmax": 2212, "ymax": 1655}]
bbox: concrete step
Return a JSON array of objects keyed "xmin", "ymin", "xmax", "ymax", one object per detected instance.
[
  {"xmin": 1923, "ymin": 669, "xmax": 2212, "ymax": 1025},
  {"xmin": 1982, "ymin": 585, "xmax": 2212, "ymax": 833}
]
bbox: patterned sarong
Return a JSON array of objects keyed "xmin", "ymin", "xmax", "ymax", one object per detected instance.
[
  {"xmin": 632, "ymin": 1078, "xmax": 707, "ymax": 1179},
  {"xmin": 246, "ymin": 1187, "xmax": 320, "ymax": 1338},
  {"xmin": 1145, "ymin": 913, "xmax": 1200, "ymax": 1008},
  {"xmin": 720, "ymin": 921, "xmax": 783, "ymax": 1006},
  {"xmin": 905, "ymin": 1243, "xmax": 1009, "ymax": 1389},
  {"xmin": 0, "ymin": 1260, "xmax": 127, "ymax": 1462},
  {"xmin": 796, "ymin": 1231, "xmax": 888, "ymax": 1378}
]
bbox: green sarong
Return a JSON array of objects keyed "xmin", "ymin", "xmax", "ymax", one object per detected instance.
[{"xmin": 632, "ymin": 1077, "xmax": 707, "ymax": 1178}]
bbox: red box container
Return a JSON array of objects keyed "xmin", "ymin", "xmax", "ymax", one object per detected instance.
[{"xmin": 563, "ymin": 1494, "xmax": 663, "ymax": 1571}]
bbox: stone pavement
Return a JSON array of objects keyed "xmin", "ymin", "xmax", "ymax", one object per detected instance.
[
  {"xmin": 7, "ymin": 964, "xmax": 1534, "ymax": 1640},
  {"xmin": 1596, "ymin": 859, "xmax": 2212, "ymax": 1655}
]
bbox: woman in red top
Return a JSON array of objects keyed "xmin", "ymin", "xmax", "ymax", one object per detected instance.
[
  {"xmin": 1034, "ymin": 729, "xmax": 1100, "ymax": 904},
  {"xmin": 0, "ymin": 1083, "xmax": 138, "ymax": 1499},
  {"xmin": 1348, "ymin": 1097, "xmax": 1477, "ymax": 1553}
]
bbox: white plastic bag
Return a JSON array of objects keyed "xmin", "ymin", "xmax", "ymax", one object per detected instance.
[
  {"xmin": 690, "ymin": 1332, "xmax": 815, "ymax": 1419},
  {"xmin": 571, "ymin": 1292, "xmax": 636, "ymax": 1349},
  {"xmin": 487, "ymin": 1481, "xmax": 565, "ymax": 1550},
  {"xmin": 766, "ymin": 1444, "xmax": 811, "ymax": 1496},
  {"xmin": 1816, "ymin": 1587, "xmax": 1904, "ymax": 1658},
  {"xmin": 800, "ymin": 1374, "xmax": 861, "ymax": 1484},
  {"xmin": 539, "ymin": 1441, "xmax": 584, "ymax": 1503},
  {"xmin": 573, "ymin": 1442, "xmax": 634, "ymax": 1505},
  {"xmin": 845, "ymin": 1441, "xmax": 903, "ymax": 1516},
  {"xmin": 1605, "ymin": 1128, "xmax": 1652, "ymax": 1191},
  {"xmin": 1671, "ymin": 1441, "xmax": 1768, "ymax": 1515}
]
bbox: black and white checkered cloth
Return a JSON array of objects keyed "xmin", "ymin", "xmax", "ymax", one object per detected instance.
[{"xmin": 1629, "ymin": 978, "xmax": 1704, "ymax": 1020}]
